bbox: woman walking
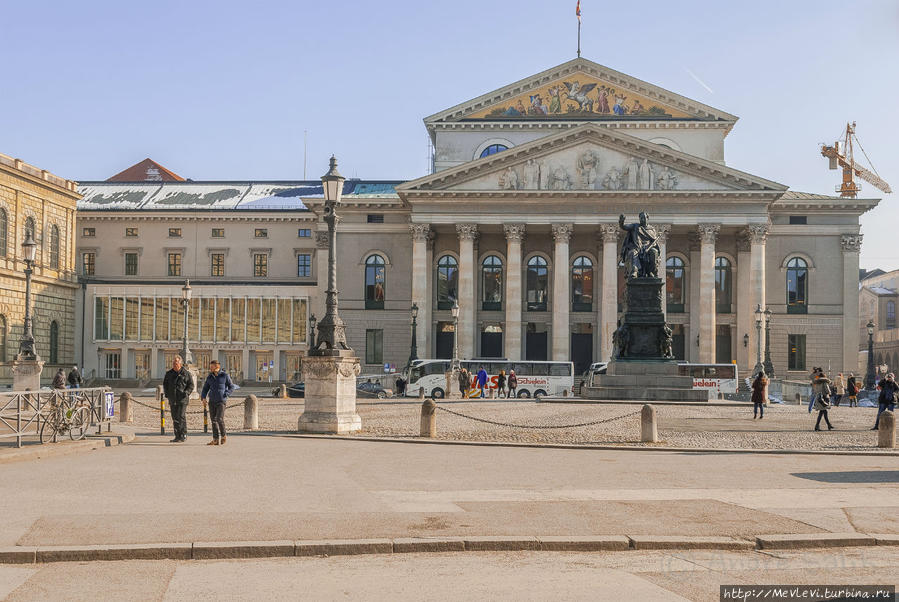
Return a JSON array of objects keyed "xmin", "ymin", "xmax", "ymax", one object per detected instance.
[
  {"xmin": 508, "ymin": 370, "xmax": 518, "ymax": 398},
  {"xmin": 811, "ymin": 368, "xmax": 834, "ymax": 431},
  {"xmin": 873, "ymin": 372, "xmax": 898, "ymax": 430},
  {"xmin": 846, "ymin": 373, "xmax": 858, "ymax": 407},
  {"xmin": 834, "ymin": 373, "xmax": 845, "ymax": 406},
  {"xmin": 458, "ymin": 368, "xmax": 469, "ymax": 399},
  {"xmin": 751, "ymin": 371, "xmax": 768, "ymax": 419},
  {"xmin": 497, "ymin": 370, "xmax": 507, "ymax": 398}
]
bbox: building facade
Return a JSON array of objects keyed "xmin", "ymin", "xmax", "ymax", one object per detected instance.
[
  {"xmin": 75, "ymin": 58, "xmax": 876, "ymax": 382},
  {"xmin": 859, "ymin": 270, "xmax": 899, "ymax": 375},
  {"xmin": 0, "ymin": 153, "xmax": 80, "ymax": 385}
]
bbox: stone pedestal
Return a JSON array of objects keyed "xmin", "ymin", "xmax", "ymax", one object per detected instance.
[
  {"xmin": 12, "ymin": 358, "xmax": 44, "ymax": 392},
  {"xmin": 298, "ymin": 353, "xmax": 361, "ymax": 434},
  {"xmin": 616, "ymin": 278, "xmax": 669, "ymax": 359}
]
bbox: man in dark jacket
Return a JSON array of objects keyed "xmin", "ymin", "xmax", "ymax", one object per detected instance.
[
  {"xmin": 52, "ymin": 368, "xmax": 66, "ymax": 390},
  {"xmin": 67, "ymin": 365, "xmax": 83, "ymax": 389},
  {"xmin": 201, "ymin": 360, "xmax": 235, "ymax": 445},
  {"xmin": 163, "ymin": 355, "xmax": 194, "ymax": 443},
  {"xmin": 873, "ymin": 372, "xmax": 898, "ymax": 430}
]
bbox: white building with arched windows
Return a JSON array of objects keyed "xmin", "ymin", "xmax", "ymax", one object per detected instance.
[{"xmin": 72, "ymin": 57, "xmax": 877, "ymax": 383}]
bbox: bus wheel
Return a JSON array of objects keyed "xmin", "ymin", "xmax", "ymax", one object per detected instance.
[
  {"xmin": 517, "ymin": 389, "xmax": 530, "ymax": 399},
  {"xmin": 431, "ymin": 388, "xmax": 445, "ymax": 399},
  {"xmin": 535, "ymin": 389, "xmax": 547, "ymax": 399}
]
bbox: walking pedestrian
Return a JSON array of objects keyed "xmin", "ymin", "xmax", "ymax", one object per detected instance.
[
  {"xmin": 162, "ymin": 355, "xmax": 194, "ymax": 443},
  {"xmin": 508, "ymin": 370, "xmax": 518, "ymax": 398},
  {"xmin": 201, "ymin": 360, "xmax": 235, "ymax": 446},
  {"xmin": 833, "ymin": 373, "xmax": 845, "ymax": 406},
  {"xmin": 497, "ymin": 370, "xmax": 507, "ymax": 398},
  {"xmin": 395, "ymin": 376, "xmax": 406, "ymax": 397},
  {"xmin": 751, "ymin": 371, "xmax": 768, "ymax": 419},
  {"xmin": 811, "ymin": 368, "xmax": 834, "ymax": 431},
  {"xmin": 458, "ymin": 368, "xmax": 469, "ymax": 398},
  {"xmin": 67, "ymin": 365, "xmax": 83, "ymax": 389},
  {"xmin": 476, "ymin": 366, "xmax": 488, "ymax": 398},
  {"xmin": 873, "ymin": 372, "xmax": 898, "ymax": 431},
  {"xmin": 52, "ymin": 368, "xmax": 66, "ymax": 390},
  {"xmin": 846, "ymin": 373, "xmax": 858, "ymax": 407}
]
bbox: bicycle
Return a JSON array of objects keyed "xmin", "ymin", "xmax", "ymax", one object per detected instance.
[{"xmin": 39, "ymin": 392, "xmax": 91, "ymax": 443}]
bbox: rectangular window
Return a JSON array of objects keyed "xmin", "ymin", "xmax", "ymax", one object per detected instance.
[
  {"xmin": 366, "ymin": 214, "xmax": 384, "ymax": 224},
  {"xmin": 170, "ymin": 297, "xmax": 183, "ymax": 342},
  {"xmin": 201, "ymin": 298, "xmax": 215, "ymax": 342},
  {"xmin": 154, "ymin": 297, "xmax": 170, "ymax": 341},
  {"xmin": 210, "ymin": 253, "xmax": 225, "ymax": 277},
  {"xmin": 277, "ymin": 299, "xmax": 292, "ymax": 343},
  {"xmin": 788, "ymin": 334, "xmax": 806, "ymax": 371},
  {"xmin": 297, "ymin": 254, "xmax": 311, "ymax": 277},
  {"xmin": 254, "ymin": 228, "xmax": 268, "ymax": 238},
  {"xmin": 125, "ymin": 227, "xmax": 138, "ymax": 237},
  {"xmin": 188, "ymin": 298, "xmax": 200, "ymax": 341},
  {"xmin": 246, "ymin": 298, "xmax": 261, "ymax": 342},
  {"xmin": 254, "ymin": 253, "xmax": 268, "ymax": 277},
  {"xmin": 211, "ymin": 228, "xmax": 225, "ymax": 238},
  {"xmin": 215, "ymin": 298, "xmax": 230, "ymax": 342},
  {"xmin": 109, "ymin": 297, "xmax": 124, "ymax": 341},
  {"xmin": 231, "ymin": 298, "xmax": 246, "ymax": 342},
  {"xmin": 365, "ymin": 329, "xmax": 383, "ymax": 365},
  {"xmin": 82, "ymin": 227, "xmax": 96, "ymax": 237},
  {"xmin": 139, "ymin": 297, "xmax": 154, "ymax": 341},
  {"xmin": 298, "ymin": 229, "xmax": 311, "ymax": 238},
  {"xmin": 169, "ymin": 228, "xmax": 182, "ymax": 238},
  {"xmin": 168, "ymin": 253, "xmax": 182, "ymax": 276},
  {"xmin": 94, "ymin": 297, "xmax": 109, "ymax": 340},
  {"xmin": 262, "ymin": 299, "xmax": 277, "ymax": 342},
  {"xmin": 788, "ymin": 216, "xmax": 807, "ymax": 225},
  {"xmin": 124, "ymin": 252, "xmax": 139, "ymax": 276},
  {"xmin": 82, "ymin": 252, "xmax": 96, "ymax": 276},
  {"xmin": 125, "ymin": 297, "xmax": 139, "ymax": 341},
  {"xmin": 292, "ymin": 298, "xmax": 307, "ymax": 345}
]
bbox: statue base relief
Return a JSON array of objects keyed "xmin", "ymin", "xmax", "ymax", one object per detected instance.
[
  {"xmin": 12, "ymin": 358, "xmax": 44, "ymax": 392},
  {"xmin": 298, "ymin": 352, "xmax": 362, "ymax": 434}
]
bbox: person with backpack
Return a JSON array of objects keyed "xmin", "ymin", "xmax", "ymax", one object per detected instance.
[
  {"xmin": 873, "ymin": 372, "xmax": 898, "ymax": 431},
  {"xmin": 810, "ymin": 368, "xmax": 834, "ymax": 431},
  {"xmin": 457, "ymin": 368, "xmax": 469, "ymax": 398},
  {"xmin": 846, "ymin": 373, "xmax": 859, "ymax": 407}
]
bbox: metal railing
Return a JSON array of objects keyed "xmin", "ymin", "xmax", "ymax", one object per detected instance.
[{"xmin": 0, "ymin": 387, "xmax": 113, "ymax": 448}]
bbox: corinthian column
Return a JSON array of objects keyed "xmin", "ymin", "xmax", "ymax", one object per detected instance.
[
  {"xmin": 504, "ymin": 224, "xmax": 526, "ymax": 361},
  {"xmin": 735, "ymin": 230, "xmax": 753, "ymax": 376},
  {"xmin": 748, "ymin": 224, "xmax": 768, "ymax": 371},
  {"xmin": 410, "ymin": 223, "xmax": 431, "ymax": 358},
  {"xmin": 841, "ymin": 234, "xmax": 862, "ymax": 374},
  {"xmin": 656, "ymin": 224, "xmax": 671, "ymax": 318},
  {"xmin": 551, "ymin": 223, "xmax": 573, "ymax": 360},
  {"xmin": 456, "ymin": 224, "xmax": 479, "ymax": 359},
  {"xmin": 599, "ymin": 224, "xmax": 619, "ymax": 361},
  {"xmin": 697, "ymin": 224, "xmax": 720, "ymax": 363}
]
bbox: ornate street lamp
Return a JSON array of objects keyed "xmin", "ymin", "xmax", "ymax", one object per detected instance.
[
  {"xmin": 451, "ymin": 301, "xmax": 460, "ymax": 373},
  {"xmin": 311, "ymin": 156, "xmax": 350, "ymax": 355},
  {"xmin": 408, "ymin": 303, "xmax": 419, "ymax": 367},
  {"xmin": 865, "ymin": 319, "xmax": 876, "ymax": 391},
  {"xmin": 180, "ymin": 280, "xmax": 193, "ymax": 366},
  {"xmin": 308, "ymin": 314, "xmax": 317, "ymax": 349},
  {"xmin": 752, "ymin": 304, "xmax": 764, "ymax": 377},
  {"xmin": 763, "ymin": 307, "xmax": 775, "ymax": 378},
  {"xmin": 17, "ymin": 232, "xmax": 38, "ymax": 360}
]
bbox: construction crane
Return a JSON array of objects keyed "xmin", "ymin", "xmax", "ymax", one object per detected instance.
[{"xmin": 820, "ymin": 122, "xmax": 892, "ymax": 198}]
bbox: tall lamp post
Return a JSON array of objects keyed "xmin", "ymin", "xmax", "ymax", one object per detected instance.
[
  {"xmin": 865, "ymin": 319, "xmax": 876, "ymax": 391},
  {"xmin": 17, "ymin": 232, "xmax": 38, "ymax": 361},
  {"xmin": 752, "ymin": 304, "xmax": 764, "ymax": 377},
  {"xmin": 180, "ymin": 280, "xmax": 193, "ymax": 366},
  {"xmin": 408, "ymin": 303, "xmax": 419, "ymax": 368},
  {"xmin": 308, "ymin": 314, "xmax": 316, "ymax": 349},
  {"xmin": 763, "ymin": 307, "xmax": 775, "ymax": 378}
]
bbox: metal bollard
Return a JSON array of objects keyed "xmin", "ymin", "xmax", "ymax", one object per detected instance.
[
  {"xmin": 156, "ymin": 384, "xmax": 164, "ymax": 402},
  {"xmin": 244, "ymin": 394, "xmax": 259, "ymax": 430},
  {"xmin": 120, "ymin": 392, "xmax": 133, "ymax": 423},
  {"xmin": 878, "ymin": 410, "xmax": 895, "ymax": 448},
  {"xmin": 641, "ymin": 404, "xmax": 658, "ymax": 443},
  {"xmin": 203, "ymin": 400, "xmax": 209, "ymax": 433},
  {"xmin": 160, "ymin": 398, "xmax": 165, "ymax": 435},
  {"xmin": 420, "ymin": 398, "xmax": 436, "ymax": 438},
  {"xmin": 278, "ymin": 384, "xmax": 287, "ymax": 399},
  {"xmin": 795, "ymin": 393, "xmax": 801, "ymax": 405},
  {"xmin": 419, "ymin": 388, "xmax": 425, "ymax": 401}
]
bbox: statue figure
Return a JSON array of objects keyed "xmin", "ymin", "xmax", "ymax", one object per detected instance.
[
  {"xmin": 657, "ymin": 166, "xmax": 678, "ymax": 190},
  {"xmin": 618, "ymin": 212, "xmax": 660, "ymax": 279},
  {"xmin": 523, "ymin": 159, "xmax": 540, "ymax": 189},
  {"xmin": 625, "ymin": 157, "xmax": 639, "ymax": 190},
  {"xmin": 576, "ymin": 150, "xmax": 600, "ymax": 189},
  {"xmin": 613, "ymin": 323, "xmax": 630, "ymax": 358},
  {"xmin": 639, "ymin": 159, "xmax": 654, "ymax": 190},
  {"xmin": 603, "ymin": 166, "xmax": 622, "ymax": 190},
  {"xmin": 500, "ymin": 166, "xmax": 519, "ymax": 190},
  {"xmin": 659, "ymin": 324, "xmax": 673, "ymax": 358},
  {"xmin": 548, "ymin": 165, "xmax": 572, "ymax": 190}
]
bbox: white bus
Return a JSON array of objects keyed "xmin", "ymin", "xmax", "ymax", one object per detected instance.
[
  {"xmin": 677, "ymin": 363, "xmax": 739, "ymax": 398},
  {"xmin": 405, "ymin": 359, "xmax": 575, "ymax": 399}
]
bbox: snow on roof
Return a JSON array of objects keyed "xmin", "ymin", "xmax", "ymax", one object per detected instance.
[{"xmin": 866, "ymin": 286, "xmax": 897, "ymax": 296}]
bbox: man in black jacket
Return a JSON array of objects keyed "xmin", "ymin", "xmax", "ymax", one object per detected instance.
[{"xmin": 163, "ymin": 355, "xmax": 194, "ymax": 443}]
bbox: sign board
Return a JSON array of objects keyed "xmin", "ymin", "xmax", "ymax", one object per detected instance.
[
  {"xmin": 104, "ymin": 391, "xmax": 115, "ymax": 418},
  {"xmin": 384, "ymin": 363, "xmax": 390, "ymax": 374}
]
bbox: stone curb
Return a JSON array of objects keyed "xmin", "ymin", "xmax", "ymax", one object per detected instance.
[
  {"xmin": 2, "ymin": 534, "xmax": 896, "ymax": 564},
  {"xmin": 0, "ymin": 431, "xmax": 136, "ymax": 465}
]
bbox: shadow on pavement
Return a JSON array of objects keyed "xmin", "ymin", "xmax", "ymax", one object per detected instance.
[{"xmin": 791, "ymin": 470, "xmax": 899, "ymax": 483}]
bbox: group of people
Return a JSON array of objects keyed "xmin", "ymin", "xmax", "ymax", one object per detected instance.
[
  {"xmin": 51, "ymin": 366, "xmax": 83, "ymax": 390},
  {"xmin": 163, "ymin": 356, "xmax": 235, "ymax": 445},
  {"xmin": 750, "ymin": 368, "xmax": 867, "ymax": 431},
  {"xmin": 456, "ymin": 367, "xmax": 518, "ymax": 398}
]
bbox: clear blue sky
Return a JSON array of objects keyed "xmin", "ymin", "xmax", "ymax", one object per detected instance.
[{"xmin": 2, "ymin": 0, "xmax": 897, "ymax": 268}]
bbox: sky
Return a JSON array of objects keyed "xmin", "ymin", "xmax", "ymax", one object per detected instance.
[{"xmin": 1, "ymin": 0, "xmax": 897, "ymax": 268}]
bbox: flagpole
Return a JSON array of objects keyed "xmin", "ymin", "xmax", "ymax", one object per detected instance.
[{"xmin": 577, "ymin": 20, "xmax": 581, "ymax": 57}]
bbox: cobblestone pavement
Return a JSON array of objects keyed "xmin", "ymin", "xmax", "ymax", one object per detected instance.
[{"xmin": 126, "ymin": 394, "xmax": 888, "ymax": 451}]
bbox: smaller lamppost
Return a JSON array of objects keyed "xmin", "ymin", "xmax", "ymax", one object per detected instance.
[
  {"xmin": 17, "ymin": 232, "xmax": 38, "ymax": 361},
  {"xmin": 865, "ymin": 319, "xmax": 876, "ymax": 391},
  {"xmin": 309, "ymin": 314, "xmax": 317, "ymax": 349},
  {"xmin": 763, "ymin": 307, "xmax": 775, "ymax": 378},
  {"xmin": 752, "ymin": 304, "xmax": 764, "ymax": 377},
  {"xmin": 408, "ymin": 303, "xmax": 419, "ymax": 367},
  {"xmin": 451, "ymin": 301, "xmax": 460, "ymax": 373},
  {"xmin": 180, "ymin": 280, "xmax": 193, "ymax": 366}
]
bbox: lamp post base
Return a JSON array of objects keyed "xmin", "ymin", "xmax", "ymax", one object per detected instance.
[
  {"xmin": 298, "ymin": 354, "xmax": 362, "ymax": 434},
  {"xmin": 12, "ymin": 358, "xmax": 44, "ymax": 392}
]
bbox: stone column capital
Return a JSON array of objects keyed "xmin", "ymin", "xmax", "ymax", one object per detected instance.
[
  {"xmin": 314, "ymin": 231, "xmax": 330, "ymax": 249},
  {"xmin": 736, "ymin": 231, "xmax": 752, "ymax": 253},
  {"xmin": 503, "ymin": 223, "xmax": 526, "ymax": 243},
  {"xmin": 841, "ymin": 233, "xmax": 863, "ymax": 253},
  {"xmin": 697, "ymin": 224, "xmax": 720, "ymax": 245},
  {"xmin": 551, "ymin": 223, "xmax": 574, "ymax": 243},
  {"xmin": 655, "ymin": 224, "xmax": 672, "ymax": 244},
  {"xmin": 598, "ymin": 224, "xmax": 618, "ymax": 243},
  {"xmin": 746, "ymin": 223, "xmax": 769, "ymax": 244},
  {"xmin": 409, "ymin": 223, "xmax": 431, "ymax": 242},
  {"xmin": 456, "ymin": 223, "xmax": 479, "ymax": 241}
]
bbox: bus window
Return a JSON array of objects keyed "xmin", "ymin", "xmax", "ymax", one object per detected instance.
[
  {"xmin": 531, "ymin": 363, "xmax": 549, "ymax": 377},
  {"xmin": 509, "ymin": 364, "xmax": 528, "ymax": 376},
  {"xmin": 550, "ymin": 363, "xmax": 571, "ymax": 377}
]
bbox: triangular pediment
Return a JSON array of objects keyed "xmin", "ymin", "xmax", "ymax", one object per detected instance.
[
  {"xmin": 425, "ymin": 57, "xmax": 737, "ymax": 124},
  {"xmin": 398, "ymin": 124, "xmax": 786, "ymax": 194}
]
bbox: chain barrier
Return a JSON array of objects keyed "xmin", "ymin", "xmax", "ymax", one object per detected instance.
[
  {"xmin": 434, "ymin": 404, "xmax": 642, "ymax": 430},
  {"xmin": 129, "ymin": 397, "xmax": 248, "ymax": 414}
]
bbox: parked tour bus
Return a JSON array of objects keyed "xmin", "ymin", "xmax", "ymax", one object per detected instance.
[
  {"xmin": 678, "ymin": 363, "xmax": 739, "ymax": 398},
  {"xmin": 405, "ymin": 359, "xmax": 575, "ymax": 399}
]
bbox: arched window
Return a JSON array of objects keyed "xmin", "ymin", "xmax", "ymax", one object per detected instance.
[
  {"xmin": 714, "ymin": 257, "xmax": 732, "ymax": 313},
  {"xmin": 887, "ymin": 301, "xmax": 896, "ymax": 329},
  {"xmin": 666, "ymin": 257, "xmax": 685, "ymax": 312},
  {"xmin": 0, "ymin": 314, "xmax": 6, "ymax": 362},
  {"xmin": 49, "ymin": 321, "xmax": 59, "ymax": 364},
  {"xmin": 571, "ymin": 256, "xmax": 594, "ymax": 312},
  {"xmin": 526, "ymin": 256, "xmax": 548, "ymax": 312},
  {"xmin": 481, "ymin": 255, "xmax": 503, "ymax": 311},
  {"xmin": 364, "ymin": 254, "xmax": 386, "ymax": 309},
  {"xmin": 436, "ymin": 255, "xmax": 458, "ymax": 310},
  {"xmin": 479, "ymin": 144, "xmax": 508, "ymax": 158},
  {"xmin": 0, "ymin": 208, "xmax": 7, "ymax": 257},
  {"xmin": 49, "ymin": 224, "xmax": 60, "ymax": 269},
  {"xmin": 786, "ymin": 257, "xmax": 808, "ymax": 314}
]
